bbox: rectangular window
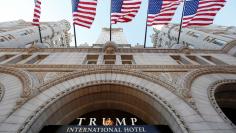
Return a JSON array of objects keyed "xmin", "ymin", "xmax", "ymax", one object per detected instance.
[
  {"xmin": 204, "ymin": 36, "xmax": 214, "ymax": 42},
  {"xmin": 25, "ymin": 55, "xmax": 48, "ymax": 64},
  {"xmin": 86, "ymin": 55, "xmax": 99, "ymax": 64},
  {"xmin": 212, "ymin": 39, "xmax": 226, "ymax": 46},
  {"xmin": 122, "ymin": 61, "xmax": 132, "ymax": 64},
  {"xmin": 201, "ymin": 56, "xmax": 227, "ymax": 65},
  {"xmin": 0, "ymin": 54, "xmax": 16, "ymax": 63},
  {"xmin": 121, "ymin": 55, "xmax": 134, "ymax": 64},
  {"xmin": 5, "ymin": 34, "xmax": 15, "ymax": 40},
  {"xmin": 170, "ymin": 55, "xmax": 191, "ymax": 65},
  {"xmin": 104, "ymin": 60, "xmax": 115, "ymax": 64},
  {"xmin": 186, "ymin": 55, "xmax": 210, "ymax": 65},
  {"xmin": 5, "ymin": 54, "xmax": 32, "ymax": 64},
  {"xmin": 104, "ymin": 55, "xmax": 116, "ymax": 64}
]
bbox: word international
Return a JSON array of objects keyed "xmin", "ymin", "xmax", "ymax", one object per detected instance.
[{"xmin": 66, "ymin": 126, "xmax": 146, "ymax": 133}]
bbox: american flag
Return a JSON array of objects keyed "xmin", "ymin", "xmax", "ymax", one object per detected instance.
[
  {"xmin": 111, "ymin": 0, "xmax": 142, "ymax": 24},
  {"xmin": 182, "ymin": 0, "xmax": 226, "ymax": 27},
  {"xmin": 32, "ymin": 0, "xmax": 42, "ymax": 26},
  {"xmin": 147, "ymin": 0, "xmax": 181, "ymax": 26},
  {"xmin": 72, "ymin": 0, "xmax": 98, "ymax": 28}
]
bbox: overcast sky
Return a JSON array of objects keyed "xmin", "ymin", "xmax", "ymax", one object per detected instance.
[{"xmin": 0, "ymin": 0, "xmax": 236, "ymax": 47}]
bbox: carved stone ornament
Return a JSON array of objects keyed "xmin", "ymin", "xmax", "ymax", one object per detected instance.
[
  {"xmin": 179, "ymin": 46, "xmax": 192, "ymax": 54},
  {"xmin": 103, "ymin": 41, "xmax": 117, "ymax": 54},
  {"xmin": 25, "ymin": 42, "xmax": 40, "ymax": 53},
  {"xmin": 0, "ymin": 67, "xmax": 33, "ymax": 106}
]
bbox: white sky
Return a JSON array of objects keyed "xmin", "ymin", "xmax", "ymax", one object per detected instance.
[{"xmin": 0, "ymin": 0, "xmax": 236, "ymax": 47}]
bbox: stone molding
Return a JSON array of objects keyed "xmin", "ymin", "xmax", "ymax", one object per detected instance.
[
  {"xmin": 0, "ymin": 48, "xmax": 223, "ymax": 54},
  {"xmin": 34, "ymin": 69, "xmax": 178, "ymax": 97},
  {"xmin": 0, "ymin": 66, "xmax": 33, "ymax": 102},
  {"xmin": 24, "ymin": 43, "xmax": 40, "ymax": 53},
  {"xmin": 208, "ymin": 79, "xmax": 236, "ymax": 128},
  {"xmin": 28, "ymin": 68, "xmax": 201, "ymax": 112},
  {"xmin": 179, "ymin": 68, "xmax": 236, "ymax": 113},
  {"xmin": 0, "ymin": 82, "xmax": 4, "ymax": 102},
  {"xmin": 3, "ymin": 64, "xmax": 236, "ymax": 72},
  {"xmin": 181, "ymin": 68, "xmax": 236, "ymax": 98},
  {"xmin": 19, "ymin": 76, "xmax": 189, "ymax": 133},
  {"xmin": 103, "ymin": 41, "xmax": 118, "ymax": 54},
  {"xmin": 222, "ymin": 40, "xmax": 236, "ymax": 53}
]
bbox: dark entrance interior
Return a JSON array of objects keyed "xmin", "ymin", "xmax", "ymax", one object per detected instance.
[{"xmin": 215, "ymin": 83, "xmax": 236, "ymax": 125}]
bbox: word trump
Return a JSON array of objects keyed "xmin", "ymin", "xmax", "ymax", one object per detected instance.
[{"xmin": 76, "ymin": 118, "xmax": 138, "ymax": 126}]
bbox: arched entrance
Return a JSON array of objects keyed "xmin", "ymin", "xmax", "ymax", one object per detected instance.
[
  {"xmin": 37, "ymin": 84, "xmax": 171, "ymax": 132},
  {"xmin": 2, "ymin": 69, "xmax": 194, "ymax": 133},
  {"xmin": 38, "ymin": 83, "xmax": 176, "ymax": 133},
  {"xmin": 42, "ymin": 84, "xmax": 167, "ymax": 125}
]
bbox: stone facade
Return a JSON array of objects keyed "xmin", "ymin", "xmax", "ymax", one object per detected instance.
[
  {"xmin": 0, "ymin": 27, "xmax": 236, "ymax": 133},
  {"xmin": 95, "ymin": 28, "xmax": 129, "ymax": 45},
  {"xmin": 0, "ymin": 20, "xmax": 71, "ymax": 48},
  {"xmin": 152, "ymin": 24, "xmax": 236, "ymax": 49}
]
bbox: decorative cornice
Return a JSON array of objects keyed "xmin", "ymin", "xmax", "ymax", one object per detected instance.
[
  {"xmin": 0, "ymin": 48, "xmax": 224, "ymax": 54},
  {"xmin": 208, "ymin": 80, "xmax": 236, "ymax": 128},
  {"xmin": 2, "ymin": 64, "xmax": 236, "ymax": 72}
]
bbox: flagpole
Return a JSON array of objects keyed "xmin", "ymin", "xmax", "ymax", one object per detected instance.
[
  {"xmin": 143, "ymin": 0, "xmax": 150, "ymax": 48},
  {"xmin": 143, "ymin": 18, "xmax": 148, "ymax": 48},
  {"xmin": 71, "ymin": 0, "xmax": 78, "ymax": 48},
  {"xmin": 73, "ymin": 23, "xmax": 78, "ymax": 48},
  {"xmin": 177, "ymin": 0, "xmax": 186, "ymax": 44},
  {"xmin": 38, "ymin": 25, "xmax": 43, "ymax": 43},
  {"xmin": 110, "ymin": 0, "xmax": 112, "ymax": 41}
]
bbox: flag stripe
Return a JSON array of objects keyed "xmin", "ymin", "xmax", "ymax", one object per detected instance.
[
  {"xmin": 72, "ymin": 0, "xmax": 97, "ymax": 29},
  {"xmin": 147, "ymin": 0, "xmax": 181, "ymax": 26},
  {"xmin": 111, "ymin": 0, "xmax": 142, "ymax": 24},
  {"xmin": 32, "ymin": 0, "xmax": 41, "ymax": 26},
  {"xmin": 183, "ymin": 0, "xmax": 226, "ymax": 27}
]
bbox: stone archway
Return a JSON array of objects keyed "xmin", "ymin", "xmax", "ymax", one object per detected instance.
[
  {"xmin": 41, "ymin": 84, "xmax": 167, "ymax": 125},
  {"xmin": 25, "ymin": 80, "xmax": 186, "ymax": 133},
  {"xmin": 0, "ymin": 67, "xmax": 34, "ymax": 125},
  {"xmin": 208, "ymin": 80, "xmax": 236, "ymax": 127},
  {"xmin": 1, "ymin": 69, "xmax": 207, "ymax": 133},
  {"xmin": 188, "ymin": 71, "xmax": 236, "ymax": 132}
]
